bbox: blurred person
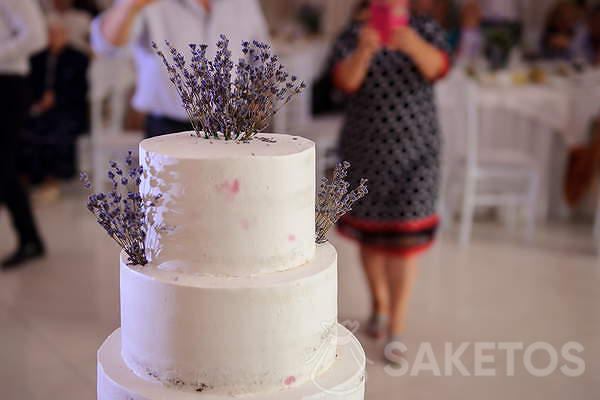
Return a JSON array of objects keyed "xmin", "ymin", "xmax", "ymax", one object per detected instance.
[
  {"xmin": 95, "ymin": 0, "xmax": 114, "ymax": 12},
  {"xmin": 414, "ymin": 0, "xmax": 461, "ymax": 51},
  {"xmin": 431, "ymin": 0, "xmax": 461, "ymax": 52},
  {"xmin": 22, "ymin": 19, "xmax": 89, "ymax": 198},
  {"xmin": 412, "ymin": 0, "xmax": 434, "ymax": 15},
  {"xmin": 541, "ymin": 1, "xmax": 584, "ymax": 60},
  {"xmin": 477, "ymin": 0, "xmax": 522, "ymax": 61},
  {"xmin": 457, "ymin": 0, "xmax": 483, "ymax": 61},
  {"xmin": 72, "ymin": 0, "xmax": 101, "ymax": 16},
  {"xmin": 47, "ymin": 0, "xmax": 93, "ymax": 54},
  {"xmin": 41, "ymin": 0, "xmax": 100, "ymax": 16},
  {"xmin": 91, "ymin": 0, "xmax": 269, "ymax": 138},
  {"xmin": 313, "ymin": 0, "xmax": 372, "ymax": 116},
  {"xmin": 564, "ymin": 115, "xmax": 600, "ymax": 207},
  {"xmin": 576, "ymin": 5, "xmax": 600, "ymax": 64},
  {"xmin": 0, "ymin": 0, "xmax": 47, "ymax": 269},
  {"xmin": 332, "ymin": 0, "xmax": 450, "ymax": 362}
]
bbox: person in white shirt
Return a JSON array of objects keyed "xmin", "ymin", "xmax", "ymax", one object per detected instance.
[
  {"xmin": 48, "ymin": 0, "xmax": 94, "ymax": 54},
  {"xmin": 90, "ymin": 0, "xmax": 269, "ymax": 138},
  {"xmin": 0, "ymin": 0, "xmax": 47, "ymax": 269}
]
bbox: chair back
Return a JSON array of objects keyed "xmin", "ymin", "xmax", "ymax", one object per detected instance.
[
  {"xmin": 88, "ymin": 53, "xmax": 136, "ymax": 137},
  {"xmin": 436, "ymin": 68, "xmax": 480, "ymax": 172}
]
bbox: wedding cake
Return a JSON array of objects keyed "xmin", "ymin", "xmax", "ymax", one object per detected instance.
[{"xmin": 96, "ymin": 132, "xmax": 366, "ymax": 399}]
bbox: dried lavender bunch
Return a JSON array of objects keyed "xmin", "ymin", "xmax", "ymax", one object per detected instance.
[
  {"xmin": 80, "ymin": 152, "xmax": 161, "ymax": 266},
  {"xmin": 315, "ymin": 162, "xmax": 368, "ymax": 244},
  {"xmin": 152, "ymin": 35, "xmax": 306, "ymax": 140}
]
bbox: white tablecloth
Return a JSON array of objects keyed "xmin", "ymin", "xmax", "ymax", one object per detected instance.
[
  {"xmin": 437, "ymin": 68, "xmax": 600, "ymax": 220},
  {"xmin": 477, "ymin": 85, "xmax": 571, "ymax": 141}
]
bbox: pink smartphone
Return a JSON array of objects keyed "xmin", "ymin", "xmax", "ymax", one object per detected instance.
[{"xmin": 370, "ymin": 1, "xmax": 410, "ymax": 44}]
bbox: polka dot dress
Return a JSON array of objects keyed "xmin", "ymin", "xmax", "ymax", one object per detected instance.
[{"xmin": 334, "ymin": 16, "xmax": 450, "ymax": 257}]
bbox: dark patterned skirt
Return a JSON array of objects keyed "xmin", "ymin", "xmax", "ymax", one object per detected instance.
[{"xmin": 337, "ymin": 214, "xmax": 438, "ymax": 257}]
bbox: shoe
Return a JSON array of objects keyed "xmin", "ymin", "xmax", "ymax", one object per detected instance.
[
  {"xmin": 383, "ymin": 335, "xmax": 406, "ymax": 365},
  {"xmin": 366, "ymin": 313, "xmax": 388, "ymax": 339},
  {"xmin": 2, "ymin": 242, "xmax": 45, "ymax": 270}
]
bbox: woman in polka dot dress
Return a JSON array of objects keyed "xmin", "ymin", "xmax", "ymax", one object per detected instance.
[{"xmin": 332, "ymin": 0, "xmax": 450, "ymax": 358}]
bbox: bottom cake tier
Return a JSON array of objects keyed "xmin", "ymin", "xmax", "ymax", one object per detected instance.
[{"xmin": 98, "ymin": 326, "xmax": 366, "ymax": 400}]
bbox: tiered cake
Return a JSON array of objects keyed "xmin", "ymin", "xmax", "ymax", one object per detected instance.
[{"xmin": 97, "ymin": 132, "xmax": 366, "ymax": 399}]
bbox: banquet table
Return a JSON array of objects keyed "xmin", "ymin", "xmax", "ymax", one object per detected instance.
[{"xmin": 437, "ymin": 67, "xmax": 600, "ymax": 221}]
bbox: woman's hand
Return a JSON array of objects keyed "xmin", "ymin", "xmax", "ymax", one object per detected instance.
[
  {"xmin": 332, "ymin": 26, "xmax": 381, "ymax": 93},
  {"xmin": 31, "ymin": 91, "xmax": 55, "ymax": 115},
  {"xmin": 388, "ymin": 26, "xmax": 422, "ymax": 55},
  {"xmin": 358, "ymin": 26, "xmax": 382, "ymax": 58},
  {"xmin": 102, "ymin": 0, "xmax": 156, "ymax": 46}
]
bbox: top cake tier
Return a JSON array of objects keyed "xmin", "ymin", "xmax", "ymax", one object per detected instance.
[{"xmin": 140, "ymin": 132, "xmax": 316, "ymax": 277}]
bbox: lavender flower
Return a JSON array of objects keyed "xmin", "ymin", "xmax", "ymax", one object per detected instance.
[
  {"xmin": 315, "ymin": 162, "xmax": 368, "ymax": 244},
  {"xmin": 80, "ymin": 152, "xmax": 161, "ymax": 266},
  {"xmin": 152, "ymin": 35, "xmax": 306, "ymax": 140}
]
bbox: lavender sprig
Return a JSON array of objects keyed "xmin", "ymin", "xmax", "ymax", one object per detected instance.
[
  {"xmin": 80, "ymin": 152, "xmax": 161, "ymax": 266},
  {"xmin": 152, "ymin": 35, "xmax": 306, "ymax": 140},
  {"xmin": 315, "ymin": 162, "xmax": 368, "ymax": 244}
]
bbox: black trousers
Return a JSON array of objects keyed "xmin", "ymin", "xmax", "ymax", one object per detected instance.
[
  {"xmin": 0, "ymin": 76, "xmax": 42, "ymax": 247},
  {"xmin": 145, "ymin": 114, "xmax": 193, "ymax": 139}
]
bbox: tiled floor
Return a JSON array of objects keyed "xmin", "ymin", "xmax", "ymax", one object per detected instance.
[{"xmin": 1, "ymin": 186, "xmax": 599, "ymax": 399}]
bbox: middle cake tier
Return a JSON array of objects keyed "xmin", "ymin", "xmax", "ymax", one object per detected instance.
[{"xmin": 120, "ymin": 243, "xmax": 338, "ymax": 396}]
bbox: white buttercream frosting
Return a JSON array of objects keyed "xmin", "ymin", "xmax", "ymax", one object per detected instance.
[
  {"xmin": 140, "ymin": 132, "xmax": 316, "ymax": 277},
  {"xmin": 98, "ymin": 132, "xmax": 366, "ymax": 400},
  {"xmin": 120, "ymin": 243, "xmax": 338, "ymax": 395},
  {"xmin": 99, "ymin": 327, "xmax": 366, "ymax": 399}
]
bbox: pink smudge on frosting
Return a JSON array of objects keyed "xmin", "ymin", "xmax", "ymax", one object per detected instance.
[
  {"xmin": 241, "ymin": 219, "xmax": 249, "ymax": 230},
  {"xmin": 216, "ymin": 179, "xmax": 240, "ymax": 198},
  {"xmin": 284, "ymin": 376, "xmax": 296, "ymax": 386},
  {"xmin": 288, "ymin": 234, "xmax": 296, "ymax": 242},
  {"xmin": 230, "ymin": 179, "xmax": 240, "ymax": 194}
]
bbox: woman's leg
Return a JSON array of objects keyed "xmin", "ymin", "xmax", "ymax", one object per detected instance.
[
  {"xmin": 386, "ymin": 255, "xmax": 419, "ymax": 336},
  {"xmin": 360, "ymin": 245, "xmax": 391, "ymax": 319}
]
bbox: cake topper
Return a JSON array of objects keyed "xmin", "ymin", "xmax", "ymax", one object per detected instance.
[
  {"xmin": 152, "ymin": 35, "xmax": 306, "ymax": 141},
  {"xmin": 315, "ymin": 162, "xmax": 368, "ymax": 244},
  {"xmin": 80, "ymin": 152, "xmax": 164, "ymax": 266}
]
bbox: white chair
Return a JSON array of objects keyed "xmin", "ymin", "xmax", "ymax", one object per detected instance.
[
  {"xmin": 438, "ymin": 71, "xmax": 541, "ymax": 246},
  {"xmin": 87, "ymin": 54, "xmax": 143, "ymax": 191}
]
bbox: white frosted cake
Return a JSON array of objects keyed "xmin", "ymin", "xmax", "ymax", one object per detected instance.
[{"xmin": 97, "ymin": 132, "xmax": 366, "ymax": 399}]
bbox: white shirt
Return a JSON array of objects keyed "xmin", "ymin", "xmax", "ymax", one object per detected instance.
[
  {"xmin": 91, "ymin": 0, "xmax": 269, "ymax": 120},
  {"xmin": 48, "ymin": 10, "xmax": 92, "ymax": 54},
  {"xmin": 0, "ymin": 0, "xmax": 48, "ymax": 76}
]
